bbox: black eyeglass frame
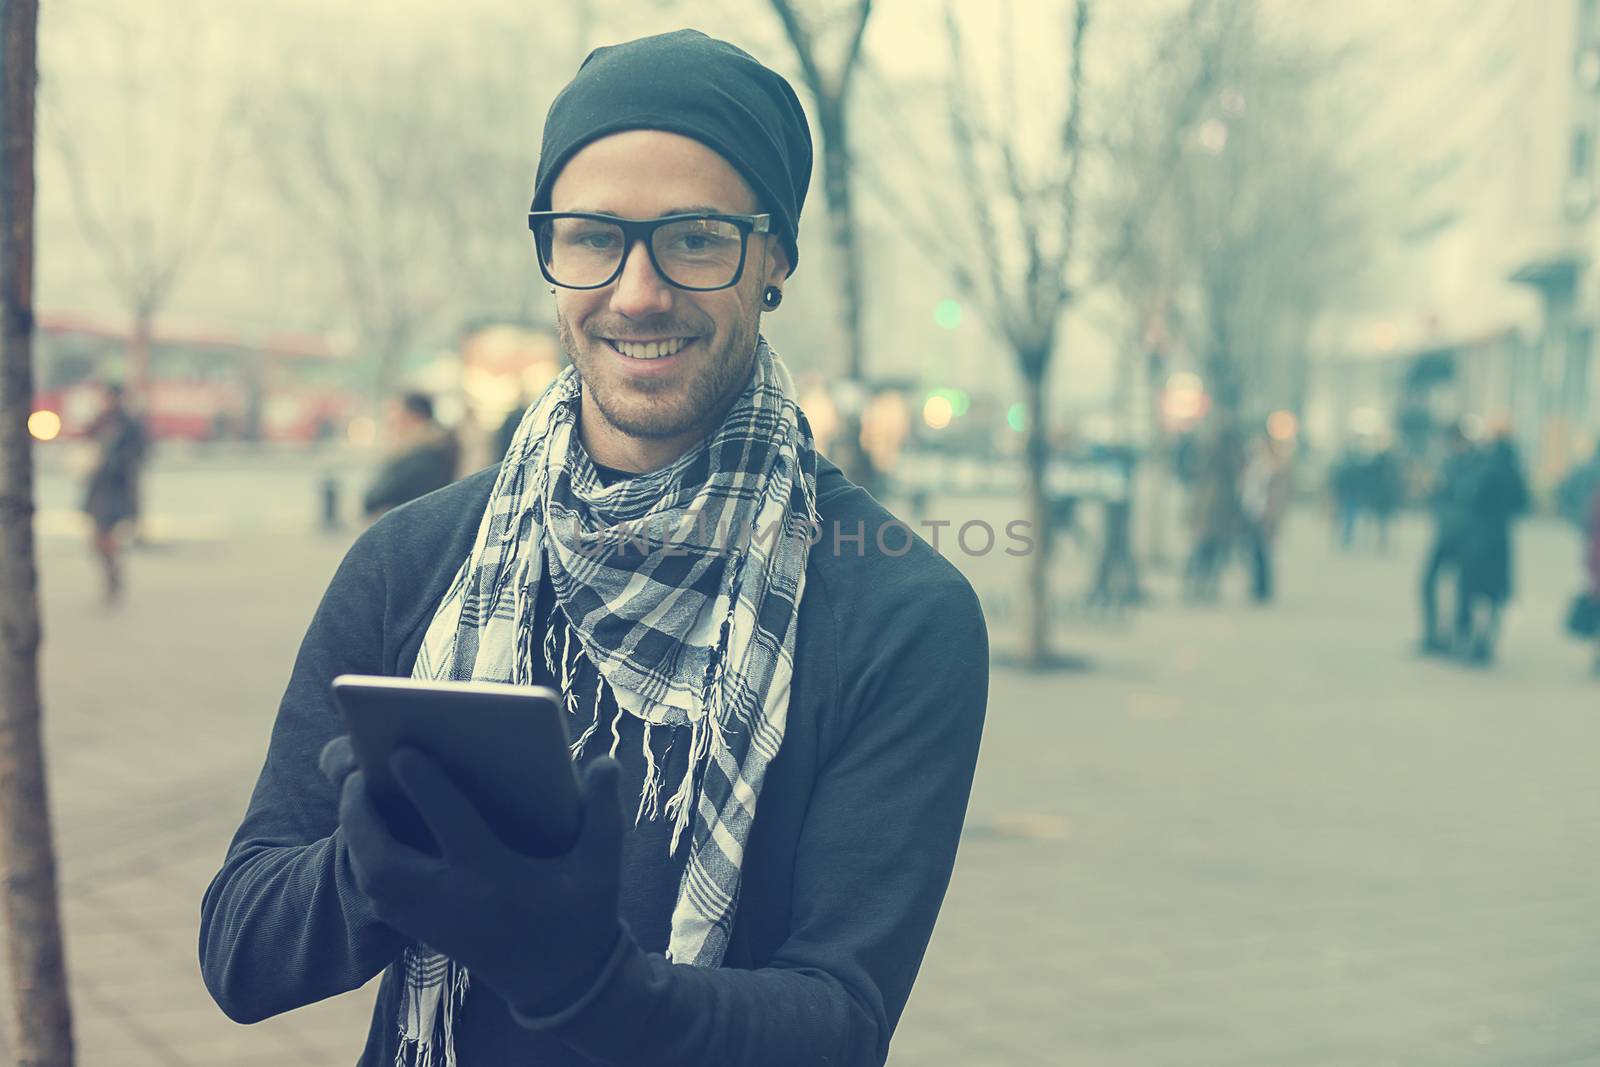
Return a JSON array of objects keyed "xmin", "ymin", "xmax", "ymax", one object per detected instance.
[{"xmin": 527, "ymin": 211, "xmax": 774, "ymax": 292}]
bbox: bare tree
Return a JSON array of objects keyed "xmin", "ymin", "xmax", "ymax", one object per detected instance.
[
  {"xmin": 1086, "ymin": 0, "xmax": 1371, "ymax": 586},
  {"xmin": 765, "ymin": 0, "xmax": 875, "ymax": 485},
  {"xmin": 248, "ymin": 14, "xmax": 567, "ymax": 405},
  {"xmin": 41, "ymin": 2, "xmax": 240, "ymax": 401},
  {"xmin": 856, "ymin": 0, "xmax": 1094, "ymax": 664},
  {"xmin": 1093, "ymin": 0, "xmax": 1237, "ymax": 567},
  {"xmin": 250, "ymin": 55, "xmax": 463, "ymax": 404},
  {"xmin": 860, "ymin": 0, "xmax": 1245, "ymax": 655},
  {"xmin": 1158, "ymin": 2, "xmax": 1370, "ymax": 422},
  {"xmin": 1, "ymin": 0, "xmax": 75, "ymax": 1061},
  {"xmin": 873, "ymin": 0, "xmax": 1092, "ymax": 668}
]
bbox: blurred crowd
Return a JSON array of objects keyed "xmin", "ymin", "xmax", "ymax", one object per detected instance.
[
  {"xmin": 72, "ymin": 378, "xmax": 1600, "ymax": 679},
  {"xmin": 1170, "ymin": 409, "xmax": 1600, "ymax": 676}
]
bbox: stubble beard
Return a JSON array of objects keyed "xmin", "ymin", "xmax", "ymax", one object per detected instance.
[{"xmin": 556, "ymin": 301, "xmax": 761, "ymax": 442}]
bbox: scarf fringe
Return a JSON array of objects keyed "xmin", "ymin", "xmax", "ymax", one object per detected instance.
[{"xmin": 395, "ymin": 962, "xmax": 469, "ymax": 1067}]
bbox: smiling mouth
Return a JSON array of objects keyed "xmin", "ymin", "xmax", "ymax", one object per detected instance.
[{"xmin": 602, "ymin": 337, "xmax": 694, "ymax": 361}]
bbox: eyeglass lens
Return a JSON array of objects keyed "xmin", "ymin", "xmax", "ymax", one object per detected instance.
[{"xmin": 537, "ymin": 217, "xmax": 747, "ymax": 289}]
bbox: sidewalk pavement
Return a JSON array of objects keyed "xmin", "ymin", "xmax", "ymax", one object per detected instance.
[{"xmin": 0, "ymin": 480, "xmax": 1595, "ymax": 1065}]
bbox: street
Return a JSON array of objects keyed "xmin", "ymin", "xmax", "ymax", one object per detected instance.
[{"xmin": 2, "ymin": 450, "xmax": 1596, "ymax": 1066}]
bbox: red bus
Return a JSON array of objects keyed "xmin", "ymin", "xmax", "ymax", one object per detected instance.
[{"xmin": 32, "ymin": 312, "xmax": 361, "ymax": 443}]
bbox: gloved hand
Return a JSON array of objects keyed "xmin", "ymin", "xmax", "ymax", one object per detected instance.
[{"xmin": 317, "ymin": 735, "xmax": 625, "ymax": 1017}]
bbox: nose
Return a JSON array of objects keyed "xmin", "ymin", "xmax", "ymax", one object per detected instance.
[{"xmin": 608, "ymin": 238, "xmax": 675, "ymax": 319}]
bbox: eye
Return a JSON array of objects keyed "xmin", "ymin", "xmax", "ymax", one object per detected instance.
[
  {"xmin": 662, "ymin": 224, "xmax": 737, "ymax": 256},
  {"xmin": 575, "ymin": 230, "xmax": 618, "ymax": 251},
  {"xmin": 552, "ymin": 221, "xmax": 620, "ymax": 252}
]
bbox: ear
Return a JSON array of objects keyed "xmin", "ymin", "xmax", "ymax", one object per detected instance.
[{"xmin": 762, "ymin": 240, "xmax": 792, "ymax": 288}]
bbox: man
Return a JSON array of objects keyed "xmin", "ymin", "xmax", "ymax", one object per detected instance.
[
  {"xmin": 1585, "ymin": 481, "xmax": 1600, "ymax": 674},
  {"xmin": 1365, "ymin": 441, "xmax": 1403, "ymax": 552},
  {"xmin": 1239, "ymin": 432, "xmax": 1290, "ymax": 603},
  {"xmin": 1557, "ymin": 439, "xmax": 1600, "ymax": 530},
  {"xmin": 200, "ymin": 29, "xmax": 989, "ymax": 1067},
  {"xmin": 81, "ymin": 382, "xmax": 146, "ymax": 602},
  {"xmin": 361, "ymin": 391, "xmax": 460, "ymax": 519},
  {"xmin": 1328, "ymin": 445, "xmax": 1366, "ymax": 550},
  {"xmin": 1456, "ymin": 428, "xmax": 1528, "ymax": 664},
  {"xmin": 1418, "ymin": 423, "xmax": 1478, "ymax": 655}
]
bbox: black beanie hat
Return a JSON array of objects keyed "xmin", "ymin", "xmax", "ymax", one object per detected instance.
[{"xmin": 530, "ymin": 29, "xmax": 813, "ymax": 273}]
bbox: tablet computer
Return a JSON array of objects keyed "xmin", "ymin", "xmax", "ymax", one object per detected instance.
[{"xmin": 330, "ymin": 675, "xmax": 581, "ymax": 857}]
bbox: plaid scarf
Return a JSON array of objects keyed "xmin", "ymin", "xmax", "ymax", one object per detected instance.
[{"xmin": 395, "ymin": 337, "xmax": 817, "ymax": 1065}]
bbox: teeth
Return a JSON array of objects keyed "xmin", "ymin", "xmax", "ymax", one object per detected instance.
[{"xmin": 612, "ymin": 338, "xmax": 690, "ymax": 360}]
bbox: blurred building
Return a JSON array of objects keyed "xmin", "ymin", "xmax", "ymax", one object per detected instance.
[
  {"xmin": 1504, "ymin": 0, "xmax": 1600, "ymax": 480},
  {"xmin": 1307, "ymin": 0, "xmax": 1600, "ymax": 487}
]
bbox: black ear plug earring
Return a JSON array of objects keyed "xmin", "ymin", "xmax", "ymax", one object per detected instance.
[{"xmin": 762, "ymin": 286, "xmax": 783, "ymax": 310}]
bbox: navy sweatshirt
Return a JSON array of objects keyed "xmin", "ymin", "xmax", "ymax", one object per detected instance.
[{"xmin": 199, "ymin": 455, "xmax": 989, "ymax": 1066}]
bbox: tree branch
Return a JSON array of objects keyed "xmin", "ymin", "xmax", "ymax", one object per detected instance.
[
  {"xmin": 943, "ymin": 2, "xmax": 1015, "ymax": 341},
  {"xmin": 837, "ymin": 0, "xmax": 874, "ymax": 96},
  {"xmin": 1088, "ymin": 0, "xmax": 1226, "ymax": 291},
  {"xmin": 1047, "ymin": 0, "xmax": 1091, "ymax": 315},
  {"xmin": 765, "ymin": 0, "xmax": 827, "ymax": 96}
]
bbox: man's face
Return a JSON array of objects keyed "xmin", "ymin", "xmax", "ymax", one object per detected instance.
[{"xmin": 547, "ymin": 130, "xmax": 789, "ymax": 454}]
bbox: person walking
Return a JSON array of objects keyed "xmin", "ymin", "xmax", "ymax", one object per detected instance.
[
  {"xmin": 1584, "ymin": 484, "xmax": 1600, "ymax": 674},
  {"xmin": 200, "ymin": 30, "xmax": 989, "ymax": 1067},
  {"xmin": 1557, "ymin": 441, "xmax": 1600, "ymax": 530},
  {"xmin": 1366, "ymin": 443, "xmax": 1403, "ymax": 551},
  {"xmin": 1240, "ymin": 433, "xmax": 1290, "ymax": 603},
  {"xmin": 1558, "ymin": 442, "xmax": 1600, "ymax": 672},
  {"xmin": 1418, "ymin": 424, "xmax": 1478, "ymax": 655},
  {"xmin": 81, "ymin": 383, "xmax": 146, "ymax": 602},
  {"xmin": 1328, "ymin": 447, "xmax": 1366, "ymax": 550},
  {"xmin": 1457, "ymin": 431, "xmax": 1528, "ymax": 665}
]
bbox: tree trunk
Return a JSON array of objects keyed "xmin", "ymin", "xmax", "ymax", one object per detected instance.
[
  {"xmin": 1144, "ymin": 348, "xmax": 1172, "ymax": 567},
  {"xmin": 815, "ymin": 98, "xmax": 873, "ymax": 489},
  {"xmin": 126, "ymin": 307, "xmax": 152, "ymax": 402},
  {"xmin": 818, "ymin": 100, "xmax": 863, "ymax": 383},
  {"xmin": 0, "ymin": 0, "xmax": 77, "ymax": 1062},
  {"xmin": 1022, "ymin": 366, "xmax": 1052, "ymax": 668}
]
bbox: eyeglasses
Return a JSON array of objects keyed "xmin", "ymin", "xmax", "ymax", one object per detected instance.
[{"xmin": 527, "ymin": 211, "xmax": 772, "ymax": 292}]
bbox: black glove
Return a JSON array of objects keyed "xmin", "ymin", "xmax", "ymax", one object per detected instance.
[{"xmin": 318, "ymin": 735, "xmax": 626, "ymax": 1017}]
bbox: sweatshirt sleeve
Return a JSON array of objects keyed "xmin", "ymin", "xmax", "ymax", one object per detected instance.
[
  {"xmin": 198, "ymin": 526, "xmax": 410, "ymax": 1024},
  {"xmin": 513, "ymin": 566, "xmax": 991, "ymax": 1067}
]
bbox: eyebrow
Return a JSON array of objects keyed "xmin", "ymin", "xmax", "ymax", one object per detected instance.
[{"xmin": 561, "ymin": 204, "xmax": 751, "ymax": 217}]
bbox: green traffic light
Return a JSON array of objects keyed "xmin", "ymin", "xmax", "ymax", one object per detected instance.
[{"xmin": 934, "ymin": 299, "xmax": 963, "ymax": 330}]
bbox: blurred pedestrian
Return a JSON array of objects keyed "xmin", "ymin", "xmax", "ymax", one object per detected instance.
[
  {"xmin": 1240, "ymin": 433, "xmax": 1291, "ymax": 603},
  {"xmin": 1088, "ymin": 446, "xmax": 1141, "ymax": 610},
  {"xmin": 1366, "ymin": 444, "xmax": 1404, "ymax": 551},
  {"xmin": 81, "ymin": 383, "xmax": 146, "ymax": 603},
  {"xmin": 1571, "ymin": 483, "xmax": 1600, "ymax": 674},
  {"xmin": 1184, "ymin": 417, "xmax": 1244, "ymax": 601},
  {"xmin": 361, "ymin": 391, "xmax": 460, "ymax": 520},
  {"xmin": 1556, "ymin": 444, "xmax": 1600, "ymax": 670},
  {"xmin": 1557, "ymin": 440, "xmax": 1600, "ymax": 530},
  {"xmin": 1456, "ymin": 430, "xmax": 1528, "ymax": 665},
  {"xmin": 1417, "ymin": 424, "xmax": 1477, "ymax": 655},
  {"xmin": 1329, "ymin": 447, "xmax": 1365, "ymax": 549}
]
